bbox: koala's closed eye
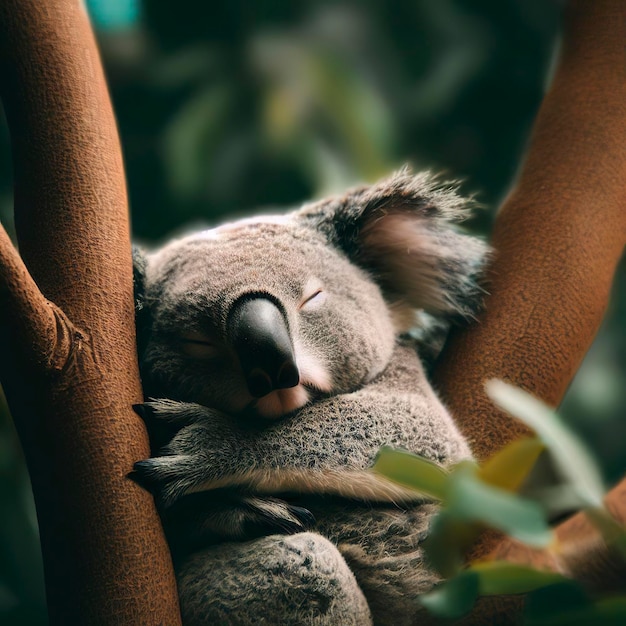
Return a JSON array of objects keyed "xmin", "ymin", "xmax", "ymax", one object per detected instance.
[
  {"xmin": 299, "ymin": 288, "xmax": 326, "ymax": 311},
  {"xmin": 179, "ymin": 332, "xmax": 221, "ymax": 359}
]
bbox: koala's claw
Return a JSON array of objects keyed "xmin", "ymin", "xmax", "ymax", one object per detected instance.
[
  {"xmin": 288, "ymin": 504, "xmax": 316, "ymax": 528},
  {"xmin": 133, "ymin": 399, "xmax": 208, "ymax": 425},
  {"xmin": 127, "ymin": 465, "xmax": 151, "ymax": 492},
  {"xmin": 242, "ymin": 497, "xmax": 315, "ymax": 537},
  {"xmin": 129, "ymin": 455, "xmax": 196, "ymax": 506},
  {"xmin": 132, "ymin": 402, "xmax": 149, "ymax": 420},
  {"xmin": 157, "ymin": 493, "xmax": 316, "ymax": 557}
]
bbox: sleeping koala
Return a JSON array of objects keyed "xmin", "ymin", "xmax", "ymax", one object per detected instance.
[{"xmin": 131, "ymin": 169, "xmax": 488, "ymax": 625}]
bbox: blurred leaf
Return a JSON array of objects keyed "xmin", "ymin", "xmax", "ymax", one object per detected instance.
[
  {"xmin": 523, "ymin": 485, "xmax": 589, "ymax": 519},
  {"xmin": 419, "ymin": 570, "xmax": 479, "ymax": 619},
  {"xmin": 486, "ymin": 380, "xmax": 605, "ymax": 508},
  {"xmin": 447, "ymin": 463, "xmax": 552, "ymax": 547},
  {"xmin": 307, "ymin": 49, "xmax": 394, "ymax": 179},
  {"xmin": 524, "ymin": 580, "xmax": 591, "ymax": 624},
  {"xmin": 304, "ymin": 137, "xmax": 359, "ymax": 195},
  {"xmin": 479, "ymin": 437, "xmax": 544, "ymax": 491},
  {"xmin": 469, "ymin": 561, "xmax": 568, "ymax": 595},
  {"xmin": 423, "ymin": 511, "xmax": 481, "ymax": 577},
  {"xmin": 372, "ymin": 446, "xmax": 449, "ymax": 500},
  {"xmin": 263, "ymin": 86, "xmax": 301, "ymax": 146},
  {"xmin": 421, "ymin": 562, "xmax": 573, "ymax": 620},
  {"xmin": 162, "ymin": 85, "xmax": 233, "ymax": 199},
  {"xmin": 525, "ymin": 583, "xmax": 626, "ymax": 626}
]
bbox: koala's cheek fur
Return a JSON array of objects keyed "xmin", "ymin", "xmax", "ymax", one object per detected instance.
[
  {"xmin": 142, "ymin": 344, "xmax": 253, "ymax": 415},
  {"xmin": 288, "ymin": 239, "xmax": 397, "ymax": 395},
  {"xmin": 297, "ymin": 291, "xmax": 395, "ymax": 393}
]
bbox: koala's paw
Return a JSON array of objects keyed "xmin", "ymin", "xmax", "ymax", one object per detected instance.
[
  {"xmin": 129, "ymin": 454, "xmax": 199, "ymax": 506},
  {"xmin": 133, "ymin": 399, "xmax": 214, "ymax": 450},
  {"xmin": 133, "ymin": 399, "xmax": 210, "ymax": 427},
  {"xmin": 130, "ymin": 414, "xmax": 239, "ymax": 507},
  {"xmin": 240, "ymin": 496, "xmax": 315, "ymax": 537}
]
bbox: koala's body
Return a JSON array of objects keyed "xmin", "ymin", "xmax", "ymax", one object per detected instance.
[{"xmin": 132, "ymin": 170, "xmax": 487, "ymax": 625}]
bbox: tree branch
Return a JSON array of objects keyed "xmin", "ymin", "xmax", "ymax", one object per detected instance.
[
  {"xmin": 434, "ymin": 0, "xmax": 626, "ymax": 462},
  {"xmin": 0, "ymin": 1, "xmax": 181, "ymax": 623},
  {"xmin": 0, "ymin": 223, "xmax": 73, "ymax": 371},
  {"xmin": 432, "ymin": 0, "xmax": 626, "ymax": 620}
]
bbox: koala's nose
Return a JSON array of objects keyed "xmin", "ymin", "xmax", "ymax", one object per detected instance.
[{"xmin": 227, "ymin": 297, "xmax": 300, "ymax": 398}]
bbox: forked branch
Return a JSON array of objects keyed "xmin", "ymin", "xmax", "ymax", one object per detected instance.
[{"xmin": 0, "ymin": 0, "xmax": 181, "ymax": 624}]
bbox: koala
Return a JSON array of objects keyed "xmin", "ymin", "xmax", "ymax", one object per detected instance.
[{"xmin": 131, "ymin": 169, "xmax": 488, "ymax": 626}]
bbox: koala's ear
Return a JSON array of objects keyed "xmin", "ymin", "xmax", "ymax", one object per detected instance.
[
  {"xmin": 296, "ymin": 168, "xmax": 490, "ymax": 324},
  {"xmin": 132, "ymin": 246, "xmax": 152, "ymax": 360}
]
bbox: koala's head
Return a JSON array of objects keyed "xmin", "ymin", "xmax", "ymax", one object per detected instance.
[{"xmin": 134, "ymin": 169, "xmax": 488, "ymax": 421}]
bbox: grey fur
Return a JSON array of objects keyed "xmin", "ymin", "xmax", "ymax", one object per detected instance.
[{"xmin": 132, "ymin": 169, "xmax": 487, "ymax": 625}]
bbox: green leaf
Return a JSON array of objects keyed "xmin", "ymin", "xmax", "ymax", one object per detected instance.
[
  {"xmin": 423, "ymin": 510, "xmax": 481, "ymax": 577},
  {"xmin": 468, "ymin": 561, "xmax": 569, "ymax": 595},
  {"xmin": 479, "ymin": 437, "xmax": 544, "ymax": 491},
  {"xmin": 371, "ymin": 446, "xmax": 449, "ymax": 500},
  {"xmin": 421, "ymin": 562, "xmax": 574, "ymax": 621},
  {"xmin": 525, "ymin": 588, "xmax": 626, "ymax": 625},
  {"xmin": 485, "ymin": 380, "xmax": 605, "ymax": 508},
  {"xmin": 419, "ymin": 571, "xmax": 479, "ymax": 619},
  {"xmin": 524, "ymin": 580, "xmax": 590, "ymax": 624},
  {"xmin": 448, "ymin": 463, "xmax": 553, "ymax": 547}
]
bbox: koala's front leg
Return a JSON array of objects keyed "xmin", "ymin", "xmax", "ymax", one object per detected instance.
[
  {"xmin": 130, "ymin": 399, "xmax": 244, "ymax": 506},
  {"xmin": 130, "ymin": 400, "xmax": 314, "ymax": 542}
]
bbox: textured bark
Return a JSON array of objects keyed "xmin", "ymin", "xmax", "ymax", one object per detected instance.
[
  {"xmin": 433, "ymin": 0, "xmax": 626, "ymax": 622},
  {"xmin": 0, "ymin": 1, "xmax": 181, "ymax": 624},
  {"xmin": 434, "ymin": 0, "xmax": 626, "ymax": 463}
]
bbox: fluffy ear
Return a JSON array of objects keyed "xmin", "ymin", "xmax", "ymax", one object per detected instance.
[
  {"xmin": 296, "ymin": 168, "xmax": 490, "ymax": 325},
  {"xmin": 132, "ymin": 245, "xmax": 152, "ymax": 361}
]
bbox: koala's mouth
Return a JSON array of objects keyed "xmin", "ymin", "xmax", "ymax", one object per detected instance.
[{"xmin": 250, "ymin": 384, "xmax": 311, "ymax": 419}]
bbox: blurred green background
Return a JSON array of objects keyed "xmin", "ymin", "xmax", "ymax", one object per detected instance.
[{"xmin": 0, "ymin": 1, "xmax": 624, "ymax": 623}]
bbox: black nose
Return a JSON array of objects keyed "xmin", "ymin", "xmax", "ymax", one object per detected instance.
[{"xmin": 227, "ymin": 297, "xmax": 300, "ymax": 398}]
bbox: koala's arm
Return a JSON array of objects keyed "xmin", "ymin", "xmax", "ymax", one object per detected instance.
[
  {"xmin": 132, "ymin": 345, "xmax": 469, "ymax": 508},
  {"xmin": 133, "ymin": 402, "xmax": 380, "ymax": 625},
  {"xmin": 133, "ymin": 356, "xmax": 468, "ymax": 511},
  {"xmin": 131, "ymin": 400, "xmax": 315, "ymax": 547}
]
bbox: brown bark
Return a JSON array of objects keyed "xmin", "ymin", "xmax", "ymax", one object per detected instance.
[
  {"xmin": 433, "ymin": 0, "xmax": 626, "ymax": 622},
  {"xmin": 0, "ymin": 1, "xmax": 181, "ymax": 624},
  {"xmin": 434, "ymin": 0, "xmax": 626, "ymax": 463}
]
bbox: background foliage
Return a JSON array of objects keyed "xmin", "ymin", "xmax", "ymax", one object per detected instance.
[{"xmin": 0, "ymin": 1, "xmax": 624, "ymax": 623}]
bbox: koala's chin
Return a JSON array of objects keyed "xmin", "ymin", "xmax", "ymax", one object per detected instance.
[
  {"xmin": 249, "ymin": 385, "xmax": 311, "ymax": 419},
  {"xmin": 241, "ymin": 366, "xmax": 334, "ymax": 420}
]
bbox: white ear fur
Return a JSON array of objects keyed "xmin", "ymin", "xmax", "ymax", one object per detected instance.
[{"xmin": 360, "ymin": 212, "xmax": 488, "ymax": 320}]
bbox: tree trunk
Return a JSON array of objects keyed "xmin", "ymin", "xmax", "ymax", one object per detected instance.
[
  {"xmin": 0, "ymin": 1, "xmax": 181, "ymax": 624},
  {"xmin": 433, "ymin": 0, "xmax": 626, "ymax": 618}
]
